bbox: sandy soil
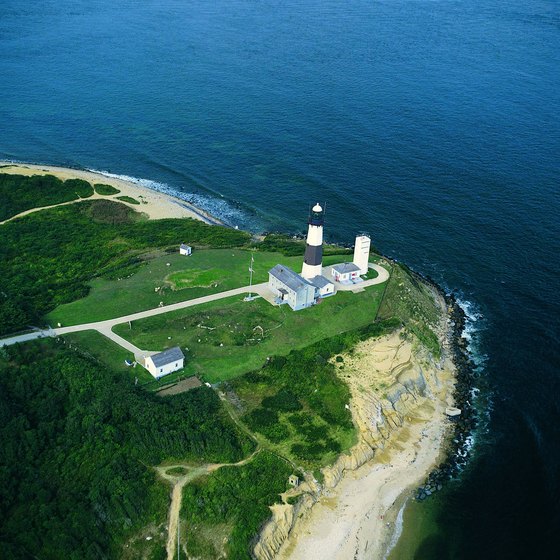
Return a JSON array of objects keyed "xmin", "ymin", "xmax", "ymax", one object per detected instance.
[
  {"xmin": 275, "ymin": 326, "xmax": 455, "ymax": 560},
  {"xmin": 0, "ymin": 161, "xmax": 222, "ymax": 223}
]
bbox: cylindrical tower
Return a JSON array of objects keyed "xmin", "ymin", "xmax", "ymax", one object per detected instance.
[{"xmin": 301, "ymin": 203, "xmax": 324, "ymax": 279}]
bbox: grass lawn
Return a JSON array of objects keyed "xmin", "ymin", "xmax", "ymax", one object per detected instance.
[
  {"xmin": 46, "ymin": 249, "xmax": 346, "ymax": 327},
  {"xmin": 113, "ymin": 282, "xmax": 386, "ymax": 383},
  {"xmin": 63, "ymin": 330, "xmax": 154, "ymax": 384}
]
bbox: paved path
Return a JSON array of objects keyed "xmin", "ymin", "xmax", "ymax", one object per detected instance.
[
  {"xmin": 0, "ymin": 283, "xmax": 269, "ymax": 357},
  {"xmin": 0, "ymin": 263, "xmax": 390, "ymax": 356}
]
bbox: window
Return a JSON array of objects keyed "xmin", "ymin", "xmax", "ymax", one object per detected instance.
[{"xmin": 160, "ymin": 368, "xmax": 163, "ymax": 373}]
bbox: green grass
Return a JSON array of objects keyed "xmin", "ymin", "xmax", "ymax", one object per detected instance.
[
  {"xmin": 94, "ymin": 183, "xmax": 121, "ymax": 195},
  {"xmin": 113, "ymin": 282, "xmax": 386, "ymax": 383},
  {"xmin": 46, "ymin": 249, "xmax": 345, "ymax": 327},
  {"xmin": 63, "ymin": 330, "xmax": 154, "ymax": 384},
  {"xmin": 117, "ymin": 195, "xmax": 140, "ymax": 205},
  {"xmin": 377, "ymin": 261, "xmax": 441, "ymax": 356}
]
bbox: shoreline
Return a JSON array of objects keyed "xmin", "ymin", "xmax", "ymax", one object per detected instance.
[
  {"xmin": 256, "ymin": 273, "xmax": 476, "ymax": 560},
  {"xmin": 0, "ymin": 161, "xmax": 225, "ymax": 225}
]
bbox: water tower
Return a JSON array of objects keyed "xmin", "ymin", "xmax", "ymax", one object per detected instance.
[{"xmin": 301, "ymin": 203, "xmax": 324, "ymax": 279}]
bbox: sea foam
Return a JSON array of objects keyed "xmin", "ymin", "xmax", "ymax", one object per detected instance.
[{"xmin": 88, "ymin": 168, "xmax": 252, "ymax": 228}]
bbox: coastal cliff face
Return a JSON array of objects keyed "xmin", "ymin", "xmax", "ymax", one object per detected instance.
[{"xmin": 253, "ymin": 290, "xmax": 455, "ymax": 560}]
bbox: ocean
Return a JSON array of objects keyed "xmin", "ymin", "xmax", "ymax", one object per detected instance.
[{"xmin": 1, "ymin": 1, "xmax": 559, "ymax": 558}]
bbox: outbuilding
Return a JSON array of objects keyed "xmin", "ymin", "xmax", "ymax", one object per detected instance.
[
  {"xmin": 331, "ymin": 262, "xmax": 361, "ymax": 284},
  {"xmin": 268, "ymin": 265, "xmax": 316, "ymax": 311},
  {"xmin": 144, "ymin": 347, "xmax": 185, "ymax": 379},
  {"xmin": 179, "ymin": 243, "xmax": 192, "ymax": 256},
  {"xmin": 309, "ymin": 275, "xmax": 335, "ymax": 298}
]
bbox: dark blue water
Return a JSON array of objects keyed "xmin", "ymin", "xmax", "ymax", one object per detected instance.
[{"xmin": 1, "ymin": 1, "xmax": 559, "ymax": 557}]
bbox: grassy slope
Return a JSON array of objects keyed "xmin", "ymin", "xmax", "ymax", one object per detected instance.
[
  {"xmin": 377, "ymin": 261, "xmax": 441, "ymax": 356},
  {"xmin": 47, "ymin": 250, "xmax": 346, "ymax": 327},
  {"xmin": 114, "ymin": 283, "xmax": 386, "ymax": 383}
]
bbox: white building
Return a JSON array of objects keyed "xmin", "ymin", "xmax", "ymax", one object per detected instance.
[
  {"xmin": 331, "ymin": 262, "xmax": 361, "ymax": 284},
  {"xmin": 353, "ymin": 235, "xmax": 371, "ymax": 275},
  {"xmin": 144, "ymin": 347, "xmax": 185, "ymax": 379},
  {"xmin": 269, "ymin": 265, "xmax": 316, "ymax": 311},
  {"xmin": 179, "ymin": 243, "xmax": 192, "ymax": 256}
]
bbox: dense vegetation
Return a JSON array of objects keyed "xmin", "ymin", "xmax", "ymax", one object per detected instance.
[
  {"xmin": 231, "ymin": 317, "xmax": 401, "ymax": 466},
  {"xmin": 255, "ymin": 233, "xmax": 352, "ymax": 257},
  {"xmin": 0, "ymin": 173, "xmax": 93, "ymax": 221},
  {"xmin": 94, "ymin": 183, "xmax": 120, "ymax": 195},
  {"xmin": 0, "ymin": 341, "xmax": 254, "ymax": 560},
  {"xmin": 0, "ymin": 200, "xmax": 250, "ymax": 335},
  {"xmin": 182, "ymin": 451, "xmax": 292, "ymax": 560},
  {"xmin": 117, "ymin": 195, "xmax": 140, "ymax": 205}
]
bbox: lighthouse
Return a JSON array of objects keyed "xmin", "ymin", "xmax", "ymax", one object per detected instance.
[{"xmin": 301, "ymin": 203, "xmax": 324, "ymax": 279}]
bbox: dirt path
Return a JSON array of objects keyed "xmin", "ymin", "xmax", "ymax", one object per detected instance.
[{"xmin": 157, "ymin": 450, "xmax": 261, "ymax": 560}]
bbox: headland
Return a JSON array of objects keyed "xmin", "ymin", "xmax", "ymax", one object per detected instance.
[{"xmin": 0, "ymin": 163, "xmax": 473, "ymax": 560}]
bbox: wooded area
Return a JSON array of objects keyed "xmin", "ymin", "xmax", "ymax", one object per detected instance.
[{"xmin": 0, "ymin": 341, "xmax": 254, "ymax": 559}]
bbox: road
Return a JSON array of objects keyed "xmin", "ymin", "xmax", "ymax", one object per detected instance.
[{"xmin": 0, "ymin": 264, "xmax": 390, "ymax": 356}]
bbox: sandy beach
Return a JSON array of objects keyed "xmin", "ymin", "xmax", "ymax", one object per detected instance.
[
  {"xmin": 0, "ymin": 161, "xmax": 222, "ymax": 224},
  {"xmin": 260, "ymin": 316, "xmax": 456, "ymax": 560}
]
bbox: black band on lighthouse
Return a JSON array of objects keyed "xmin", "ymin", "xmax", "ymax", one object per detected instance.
[{"xmin": 304, "ymin": 244, "xmax": 323, "ymax": 266}]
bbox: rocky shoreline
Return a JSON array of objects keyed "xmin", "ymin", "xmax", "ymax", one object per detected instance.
[{"xmin": 408, "ymin": 271, "xmax": 479, "ymax": 501}]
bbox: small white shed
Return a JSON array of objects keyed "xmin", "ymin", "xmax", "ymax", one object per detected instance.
[
  {"xmin": 144, "ymin": 347, "xmax": 185, "ymax": 379},
  {"xmin": 179, "ymin": 243, "xmax": 192, "ymax": 256}
]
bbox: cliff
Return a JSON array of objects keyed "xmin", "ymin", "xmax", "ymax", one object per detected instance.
[{"xmin": 253, "ymin": 289, "xmax": 455, "ymax": 560}]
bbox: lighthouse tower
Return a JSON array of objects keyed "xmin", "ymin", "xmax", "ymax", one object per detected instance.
[{"xmin": 301, "ymin": 203, "xmax": 324, "ymax": 279}]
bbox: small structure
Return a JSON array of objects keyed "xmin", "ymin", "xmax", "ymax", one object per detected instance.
[
  {"xmin": 179, "ymin": 243, "xmax": 192, "ymax": 256},
  {"xmin": 331, "ymin": 262, "xmax": 361, "ymax": 284},
  {"xmin": 268, "ymin": 265, "xmax": 316, "ymax": 311},
  {"xmin": 144, "ymin": 346, "xmax": 185, "ymax": 379},
  {"xmin": 309, "ymin": 275, "xmax": 335, "ymax": 298},
  {"xmin": 288, "ymin": 475, "xmax": 300, "ymax": 487},
  {"xmin": 353, "ymin": 235, "xmax": 371, "ymax": 276}
]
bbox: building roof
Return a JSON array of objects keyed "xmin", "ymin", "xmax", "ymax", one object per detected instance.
[
  {"xmin": 150, "ymin": 346, "xmax": 184, "ymax": 367},
  {"xmin": 180, "ymin": 243, "xmax": 191, "ymax": 250},
  {"xmin": 269, "ymin": 265, "xmax": 313, "ymax": 293},
  {"xmin": 332, "ymin": 262, "xmax": 361, "ymax": 274},
  {"xmin": 309, "ymin": 275, "xmax": 333, "ymax": 289}
]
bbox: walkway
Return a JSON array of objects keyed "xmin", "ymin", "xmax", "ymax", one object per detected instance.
[{"xmin": 0, "ymin": 283, "xmax": 270, "ymax": 358}]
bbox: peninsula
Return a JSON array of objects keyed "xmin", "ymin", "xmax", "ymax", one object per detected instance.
[{"xmin": 0, "ymin": 164, "xmax": 471, "ymax": 560}]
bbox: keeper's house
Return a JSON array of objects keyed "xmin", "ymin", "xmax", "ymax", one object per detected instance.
[
  {"xmin": 144, "ymin": 347, "xmax": 184, "ymax": 379},
  {"xmin": 268, "ymin": 265, "xmax": 316, "ymax": 311},
  {"xmin": 331, "ymin": 262, "xmax": 361, "ymax": 284}
]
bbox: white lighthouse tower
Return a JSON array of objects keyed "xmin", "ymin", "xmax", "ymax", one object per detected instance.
[{"xmin": 301, "ymin": 203, "xmax": 324, "ymax": 280}]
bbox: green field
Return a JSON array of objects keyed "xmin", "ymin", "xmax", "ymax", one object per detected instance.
[
  {"xmin": 113, "ymin": 282, "xmax": 386, "ymax": 383},
  {"xmin": 47, "ymin": 249, "xmax": 346, "ymax": 327}
]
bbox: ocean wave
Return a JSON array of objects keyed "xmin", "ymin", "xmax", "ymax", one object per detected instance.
[
  {"xmin": 383, "ymin": 500, "xmax": 407, "ymax": 560},
  {"xmin": 87, "ymin": 168, "xmax": 253, "ymax": 228}
]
